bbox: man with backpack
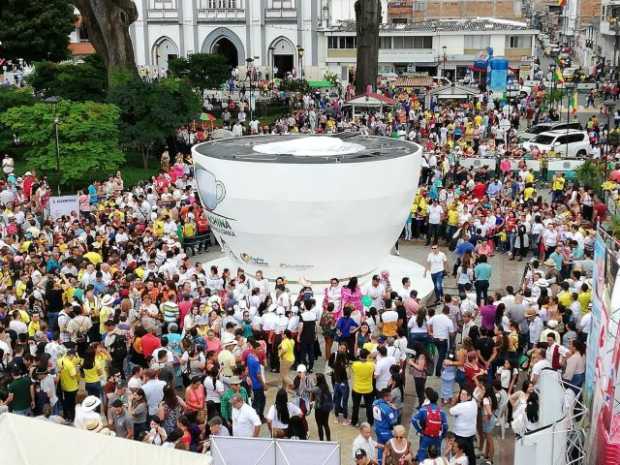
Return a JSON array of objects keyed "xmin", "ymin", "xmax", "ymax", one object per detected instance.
[
  {"xmin": 104, "ymin": 320, "xmax": 127, "ymax": 377},
  {"xmin": 411, "ymin": 388, "xmax": 448, "ymax": 462},
  {"xmin": 372, "ymin": 388, "xmax": 399, "ymax": 464}
]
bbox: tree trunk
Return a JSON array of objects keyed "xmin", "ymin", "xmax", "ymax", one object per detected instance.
[
  {"xmin": 73, "ymin": 0, "xmax": 138, "ymax": 79},
  {"xmin": 354, "ymin": 0, "xmax": 381, "ymax": 95},
  {"xmin": 142, "ymin": 146, "xmax": 150, "ymax": 170}
]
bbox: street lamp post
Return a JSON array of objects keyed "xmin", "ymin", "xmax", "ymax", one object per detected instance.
[
  {"xmin": 297, "ymin": 46, "xmax": 304, "ymax": 82},
  {"xmin": 442, "ymin": 45, "xmax": 447, "ymax": 79},
  {"xmin": 246, "ymin": 57, "xmax": 254, "ymax": 123},
  {"xmin": 268, "ymin": 46, "xmax": 275, "ymax": 81},
  {"xmin": 44, "ymin": 96, "xmax": 61, "ymax": 195}
]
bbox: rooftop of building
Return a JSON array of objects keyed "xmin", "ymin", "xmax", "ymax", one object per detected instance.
[{"xmin": 323, "ymin": 17, "xmax": 534, "ymax": 33}]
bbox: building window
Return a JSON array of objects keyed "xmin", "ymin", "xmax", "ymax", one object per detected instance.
[
  {"xmin": 464, "ymin": 35, "xmax": 491, "ymax": 50},
  {"xmin": 150, "ymin": 0, "xmax": 176, "ymax": 9},
  {"xmin": 415, "ymin": 36, "xmax": 432, "ymax": 49},
  {"xmin": 380, "ymin": 36, "xmax": 392, "ymax": 49},
  {"xmin": 390, "ymin": 36, "xmax": 432, "ymax": 49},
  {"xmin": 508, "ymin": 35, "xmax": 532, "ymax": 49},
  {"xmin": 328, "ymin": 36, "xmax": 356, "ymax": 49},
  {"xmin": 392, "ymin": 18, "xmax": 408, "ymax": 24},
  {"xmin": 413, "ymin": 1, "xmax": 426, "ymax": 11},
  {"xmin": 200, "ymin": 0, "xmax": 240, "ymax": 8}
]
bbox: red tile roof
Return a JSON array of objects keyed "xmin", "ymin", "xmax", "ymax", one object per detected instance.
[{"xmin": 68, "ymin": 42, "xmax": 96, "ymax": 56}]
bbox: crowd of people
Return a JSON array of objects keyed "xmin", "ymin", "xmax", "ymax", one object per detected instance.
[
  {"xmin": 0, "ymin": 133, "xmax": 598, "ymax": 465},
  {"xmin": 0, "ymin": 48, "xmax": 614, "ymax": 465}
]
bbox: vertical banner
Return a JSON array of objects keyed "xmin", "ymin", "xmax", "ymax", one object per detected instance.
[{"xmin": 585, "ymin": 235, "xmax": 606, "ymax": 404}]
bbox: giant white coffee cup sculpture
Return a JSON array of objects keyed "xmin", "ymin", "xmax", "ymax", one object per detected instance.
[{"xmin": 193, "ymin": 135, "xmax": 433, "ymax": 296}]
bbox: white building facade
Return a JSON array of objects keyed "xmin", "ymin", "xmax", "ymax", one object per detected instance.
[
  {"xmin": 130, "ymin": 2, "xmax": 537, "ymax": 83},
  {"xmin": 130, "ymin": 0, "xmax": 357, "ymax": 78}
]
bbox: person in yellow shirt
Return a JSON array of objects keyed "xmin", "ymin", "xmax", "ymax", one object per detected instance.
[
  {"xmin": 446, "ymin": 203, "xmax": 460, "ymax": 240},
  {"xmin": 577, "ymin": 283, "xmax": 592, "ymax": 315},
  {"xmin": 278, "ymin": 330, "xmax": 296, "ymax": 388},
  {"xmin": 81, "ymin": 346, "xmax": 103, "ymax": 397},
  {"xmin": 153, "ymin": 218, "xmax": 165, "ymax": 238},
  {"xmin": 557, "ymin": 281, "xmax": 573, "ymax": 308},
  {"xmin": 58, "ymin": 348, "xmax": 81, "ymax": 421},
  {"xmin": 523, "ymin": 184, "xmax": 536, "ymax": 203},
  {"xmin": 27, "ymin": 313, "xmax": 41, "ymax": 337},
  {"xmin": 524, "ymin": 170, "xmax": 535, "ymax": 184},
  {"xmin": 351, "ymin": 349, "xmax": 375, "ymax": 425}
]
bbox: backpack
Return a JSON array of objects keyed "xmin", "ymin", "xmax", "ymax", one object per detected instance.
[
  {"xmin": 551, "ymin": 345, "xmax": 561, "ymax": 370},
  {"xmin": 422, "ymin": 406, "xmax": 442, "ymax": 438},
  {"xmin": 110, "ymin": 334, "xmax": 128, "ymax": 361}
]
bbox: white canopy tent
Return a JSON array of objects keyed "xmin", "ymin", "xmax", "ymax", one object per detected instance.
[{"xmin": 0, "ymin": 413, "xmax": 208, "ymax": 465}]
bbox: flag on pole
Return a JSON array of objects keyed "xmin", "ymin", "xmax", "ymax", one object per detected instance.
[
  {"xmin": 554, "ymin": 67, "xmax": 565, "ymax": 83},
  {"xmin": 571, "ymin": 90, "xmax": 578, "ymax": 114},
  {"xmin": 558, "ymin": 0, "xmax": 566, "ymax": 6}
]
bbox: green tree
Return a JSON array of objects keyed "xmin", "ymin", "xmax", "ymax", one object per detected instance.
[
  {"xmin": 575, "ymin": 159, "xmax": 606, "ymax": 193},
  {"xmin": 0, "ymin": 100, "xmax": 125, "ymax": 185},
  {"xmin": 168, "ymin": 53, "xmax": 229, "ymax": 94},
  {"xmin": 28, "ymin": 55, "xmax": 108, "ymax": 102},
  {"xmin": 107, "ymin": 76, "xmax": 201, "ymax": 168},
  {"xmin": 0, "ymin": 87, "xmax": 36, "ymax": 113},
  {"xmin": 0, "ymin": 0, "xmax": 75, "ymax": 62},
  {"xmin": 0, "ymin": 87, "xmax": 37, "ymax": 152}
]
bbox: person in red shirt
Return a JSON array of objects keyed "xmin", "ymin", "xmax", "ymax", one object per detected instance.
[
  {"xmin": 592, "ymin": 195, "xmax": 608, "ymax": 224},
  {"xmin": 472, "ymin": 181, "xmax": 487, "ymax": 199},
  {"xmin": 141, "ymin": 328, "xmax": 161, "ymax": 358}
]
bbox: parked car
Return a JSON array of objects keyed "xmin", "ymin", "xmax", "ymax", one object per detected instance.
[
  {"xmin": 521, "ymin": 129, "xmax": 591, "ymax": 157},
  {"xmin": 518, "ymin": 121, "xmax": 583, "ymax": 142}
]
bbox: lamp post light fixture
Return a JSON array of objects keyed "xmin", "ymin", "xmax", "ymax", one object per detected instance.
[
  {"xmin": 297, "ymin": 46, "xmax": 305, "ymax": 81},
  {"xmin": 44, "ymin": 96, "xmax": 62, "ymax": 195}
]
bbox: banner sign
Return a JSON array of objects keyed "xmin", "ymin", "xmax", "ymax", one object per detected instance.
[{"xmin": 48, "ymin": 195, "xmax": 79, "ymax": 220}]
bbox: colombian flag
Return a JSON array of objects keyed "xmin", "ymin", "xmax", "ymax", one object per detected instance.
[
  {"xmin": 558, "ymin": 0, "xmax": 566, "ymax": 6},
  {"xmin": 555, "ymin": 67, "xmax": 565, "ymax": 83}
]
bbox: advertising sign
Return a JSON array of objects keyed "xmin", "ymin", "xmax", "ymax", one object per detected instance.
[{"xmin": 48, "ymin": 195, "xmax": 79, "ymax": 220}]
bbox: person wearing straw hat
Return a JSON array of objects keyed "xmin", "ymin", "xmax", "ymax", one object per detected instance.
[{"xmin": 220, "ymin": 375, "xmax": 248, "ymax": 428}]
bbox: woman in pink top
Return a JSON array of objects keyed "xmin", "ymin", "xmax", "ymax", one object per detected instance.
[
  {"xmin": 340, "ymin": 277, "xmax": 362, "ymax": 313},
  {"xmin": 205, "ymin": 329, "xmax": 222, "ymax": 354}
]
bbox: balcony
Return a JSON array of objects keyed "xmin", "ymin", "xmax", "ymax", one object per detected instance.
[{"xmin": 197, "ymin": 0, "xmax": 245, "ymax": 22}]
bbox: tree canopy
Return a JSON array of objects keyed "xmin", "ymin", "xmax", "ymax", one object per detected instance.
[
  {"xmin": 107, "ymin": 75, "xmax": 201, "ymax": 168},
  {"xmin": 28, "ymin": 55, "xmax": 108, "ymax": 102},
  {"xmin": 168, "ymin": 53, "xmax": 230, "ymax": 93},
  {"xmin": 0, "ymin": 0, "xmax": 75, "ymax": 63},
  {"xmin": 0, "ymin": 100, "xmax": 125, "ymax": 184}
]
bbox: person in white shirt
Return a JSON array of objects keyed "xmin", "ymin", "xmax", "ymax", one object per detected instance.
[
  {"xmin": 351, "ymin": 423, "xmax": 378, "ymax": 463},
  {"xmin": 425, "ymin": 245, "xmax": 447, "ymax": 302},
  {"xmin": 373, "ymin": 346, "xmax": 396, "ymax": 391},
  {"xmin": 426, "ymin": 200, "xmax": 444, "ymax": 246},
  {"xmin": 449, "ymin": 389, "xmax": 478, "ymax": 465},
  {"xmin": 364, "ymin": 275, "xmax": 386, "ymax": 310},
  {"xmin": 231, "ymin": 394, "xmax": 262, "ymax": 437},
  {"xmin": 141, "ymin": 370, "xmax": 167, "ymax": 416},
  {"xmin": 429, "ymin": 306, "xmax": 454, "ymax": 376}
]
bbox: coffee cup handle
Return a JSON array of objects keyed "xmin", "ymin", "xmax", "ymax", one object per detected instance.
[{"xmin": 216, "ymin": 181, "xmax": 226, "ymax": 203}]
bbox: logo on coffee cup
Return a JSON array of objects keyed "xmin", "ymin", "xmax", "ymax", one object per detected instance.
[{"xmin": 196, "ymin": 167, "xmax": 226, "ymax": 211}]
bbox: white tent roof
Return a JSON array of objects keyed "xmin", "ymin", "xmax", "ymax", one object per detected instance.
[{"xmin": 0, "ymin": 413, "xmax": 208, "ymax": 465}]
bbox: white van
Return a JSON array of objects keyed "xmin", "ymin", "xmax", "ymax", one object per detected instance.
[{"xmin": 521, "ymin": 130, "xmax": 591, "ymax": 158}]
